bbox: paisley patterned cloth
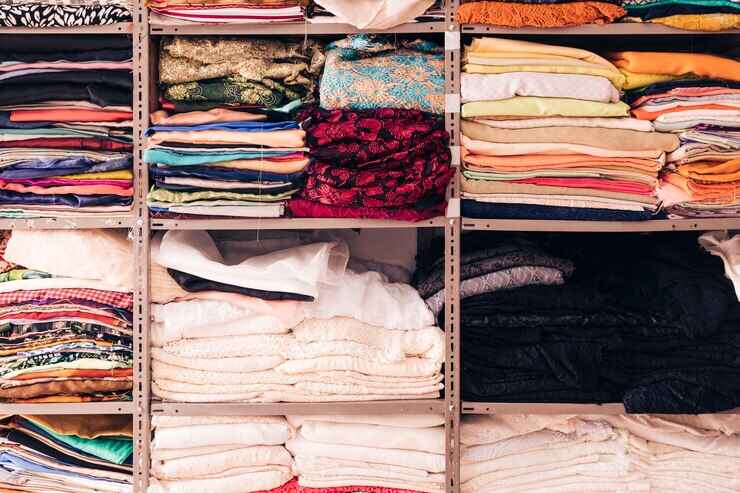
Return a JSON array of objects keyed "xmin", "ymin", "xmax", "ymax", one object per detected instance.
[
  {"xmin": 159, "ymin": 37, "xmax": 325, "ymax": 108},
  {"xmin": 320, "ymin": 35, "xmax": 445, "ymax": 114},
  {"xmin": 296, "ymin": 107, "xmax": 453, "ymax": 212}
]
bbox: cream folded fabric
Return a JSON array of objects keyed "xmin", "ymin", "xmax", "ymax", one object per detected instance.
[
  {"xmin": 152, "ymin": 445, "xmax": 292, "ymax": 480},
  {"xmin": 461, "ymin": 72, "xmax": 620, "ymax": 103},
  {"xmin": 313, "ymin": 0, "xmax": 435, "ymax": 29},
  {"xmin": 462, "ymin": 97, "xmax": 630, "ymax": 119},
  {"xmin": 466, "ymin": 38, "xmax": 617, "ymax": 70},
  {"xmin": 462, "ymin": 120, "xmax": 678, "ymax": 152},
  {"xmin": 288, "ymin": 414, "xmax": 446, "ymax": 429},
  {"xmin": 298, "ymin": 420, "xmax": 445, "ymax": 454},
  {"xmin": 152, "ymin": 421, "xmax": 293, "ymax": 449},
  {"xmin": 286, "ymin": 435, "xmax": 446, "ymax": 473},
  {"xmin": 464, "ymin": 64, "xmax": 626, "ymax": 89},
  {"xmin": 471, "ymin": 117, "xmax": 654, "ymax": 132},
  {"xmin": 148, "ymin": 468, "xmax": 292, "ymax": 493}
]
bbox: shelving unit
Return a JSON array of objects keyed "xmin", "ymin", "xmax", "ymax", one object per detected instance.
[{"xmin": 1, "ymin": 3, "xmax": 739, "ymax": 493}]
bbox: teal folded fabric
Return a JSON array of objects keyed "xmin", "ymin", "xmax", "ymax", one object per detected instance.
[
  {"xmin": 32, "ymin": 421, "xmax": 133, "ymax": 465},
  {"xmin": 144, "ymin": 149, "xmax": 294, "ymax": 166}
]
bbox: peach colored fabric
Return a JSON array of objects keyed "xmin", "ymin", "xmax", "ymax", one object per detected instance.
[
  {"xmin": 462, "ymin": 150, "xmax": 663, "ymax": 173},
  {"xmin": 150, "ymin": 108, "xmax": 268, "ymax": 125},
  {"xmin": 10, "ymin": 109, "xmax": 134, "ymax": 123},
  {"xmin": 147, "ymin": 129, "xmax": 306, "ymax": 148}
]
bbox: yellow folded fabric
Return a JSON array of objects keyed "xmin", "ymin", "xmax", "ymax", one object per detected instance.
[
  {"xmin": 462, "ymin": 97, "xmax": 631, "ymax": 118},
  {"xmin": 57, "ymin": 170, "xmax": 134, "ymax": 180},
  {"xmin": 464, "ymin": 64, "xmax": 626, "ymax": 89},
  {"xmin": 467, "ymin": 37, "xmax": 617, "ymax": 70},
  {"xmin": 648, "ymin": 13, "xmax": 740, "ymax": 31},
  {"xmin": 620, "ymin": 69, "xmax": 682, "ymax": 90}
]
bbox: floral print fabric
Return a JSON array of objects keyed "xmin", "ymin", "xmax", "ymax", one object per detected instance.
[
  {"xmin": 294, "ymin": 107, "xmax": 453, "ymax": 212},
  {"xmin": 319, "ymin": 35, "xmax": 445, "ymax": 114}
]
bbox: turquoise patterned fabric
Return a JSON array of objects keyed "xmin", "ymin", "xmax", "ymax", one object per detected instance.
[{"xmin": 319, "ymin": 35, "xmax": 445, "ymax": 114}]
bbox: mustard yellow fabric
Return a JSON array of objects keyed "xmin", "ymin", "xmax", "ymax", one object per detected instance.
[
  {"xmin": 58, "ymin": 170, "xmax": 134, "ymax": 180},
  {"xmin": 620, "ymin": 69, "xmax": 682, "ymax": 90},
  {"xmin": 648, "ymin": 13, "xmax": 740, "ymax": 31}
]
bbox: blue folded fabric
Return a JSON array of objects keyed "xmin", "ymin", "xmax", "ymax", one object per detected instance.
[
  {"xmin": 0, "ymin": 190, "xmax": 132, "ymax": 207},
  {"xmin": 146, "ymin": 120, "xmax": 299, "ymax": 134},
  {"xmin": 150, "ymin": 165, "xmax": 304, "ymax": 183},
  {"xmin": 144, "ymin": 149, "xmax": 294, "ymax": 166},
  {"xmin": 462, "ymin": 200, "xmax": 664, "ymax": 221},
  {"xmin": 0, "ymin": 157, "xmax": 132, "ymax": 179}
]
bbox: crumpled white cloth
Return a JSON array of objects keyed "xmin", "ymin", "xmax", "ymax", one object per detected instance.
[
  {"xmin": 699, "ymin": 231, "xmax": 740, "ymax": 301},
  {"xmin": 153, "ymin": 231, "xmax": 348, "ymax": 298},
  {"xmin": 312, "ymin": 0, "xmax": 435, "ymax": 29},
  {"xmin": 4, "ymin": 229, "xmax": 133, "ymax": 290}
]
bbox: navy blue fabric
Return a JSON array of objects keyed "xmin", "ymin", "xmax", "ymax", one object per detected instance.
[
  {"xmin": 149, "ymin": 165, "xmax": 304, "ymax": 183},
  {"xmin": 0, "ymin": 190, "xmax": 131, "ymax": 207},
  {"xmin": 0, "ymin": 157, "xmax": 131, "ymax": 179},
  {"xmin": 462, "ymin": 200, "xmax": 663, "ymax": 221}
]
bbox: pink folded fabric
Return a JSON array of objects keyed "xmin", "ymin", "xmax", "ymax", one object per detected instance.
[
  {"xmin": 0, "ymin": 183, "xmax": 134, "ymax": 196},
  {"xmin": 0, "ymin": 61, "xmax": 133, "ymax": 72}
]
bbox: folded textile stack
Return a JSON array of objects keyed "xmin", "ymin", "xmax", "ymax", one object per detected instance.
[
  {"xmin": 0, "ymin": 229, "xmax": 133, "ymax": 403},
  {"xmin": 0, "ymin": 414, "xmax": 133, "ymax": 492},
  {"xmin": 305, "ymin": 0, "xmax": 443, "ymax": 28},
  {"xmin": 288, "ymin": 35, "xmax": 453, "ymax": 221},
  {"xmin": 287, "ymin": 414, "xmax": 446, "ymax": 493},
  {"xmin": 147, "ymin": 37, "xmax": 324, "ymax": 218},
  {"xmin": 461, "ymin": 414, "xmax": 740, "ymax": 493},
  {"xmin": 149, "ymin": 415, "xmax": 294, "ymax": 493},
  {"xmin": 456, "ymin": 0, "xmax": 625, "ymax": 28},
  {"xmin": 622, "ymin": 0, "xmax": 740, "ymax": 30},
  {"xmin": 612, "ymin": 50, "xmax": 740, "ymax": 219},
  {"xmin": 0, "ymin": 36, "xmax": 134, "ymax": 219},
  {"xmin": 289, "ymin": 107, "xmax": 453, "ymax": 221},
  {"xmin": 461, "ymin": 38, "xmax": 679, "ymax": 221},
  {"xmin": 461, "ymin": 232, "xmax": 740, "ymax": 413},
  {"xmin": 147, "ymin": 0, "xmax": 305, "ymax": 24},
  {"xmin": 150, "ymin": 230, "xmax": 445, "ymax": 402},
  {"xmin": 0, "ymin": 0, "xmax": 131, "ymax": 27}
]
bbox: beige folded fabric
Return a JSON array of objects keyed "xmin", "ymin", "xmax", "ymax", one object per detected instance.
[
  {"xmin": 462, "ymin": 177, "xmax": 658, "ymax": 206},
  {"xmin": 462, "ymin": 120, "xmax": 679, "ymax": 152},
  {"xmin": 462, "ymin": 135, "xmax": 665, "ymax": 159}
]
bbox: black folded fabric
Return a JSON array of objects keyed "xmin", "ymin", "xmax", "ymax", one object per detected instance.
[
  {"xmin": 460, "ymin": 233, "xmax": 740, "ymax": 413},
  {"xmin": 0, "ymin": 70, "xmax": 133, "ymax": 90},
  {"xmin": 0, "ymin": 35, "xmax": 131, "ymax": 55},
  {"xmin": 462, "ymin": 200, "xmax": 662, "ymax": 221},
  {"xmin": 0, "ymin": 83, "xmax": 131, "ymax": 107},
  {"xmin": 166, "ymin": 268, "xmax": 314, "ymax": 302}
]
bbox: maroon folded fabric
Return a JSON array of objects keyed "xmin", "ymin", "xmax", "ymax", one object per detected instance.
[
  {"xmin": 288, "ymin": 198, "xmax": 446, "ymax": 222},
  {"xmin": 0, "ymin": 138, "xmax": 132, "ymax": 152}
]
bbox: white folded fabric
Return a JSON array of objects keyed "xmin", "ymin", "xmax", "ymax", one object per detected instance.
[
  {"xmin": 152, "ymin": 445, "xmax": 292, "ymax": 480},
  {"xmin": 286, "ymin": 436, "xmax": 446, "ymax": 473},
  {"xmin": 148, "ymin": 467, "xmax": 292, "ymax": 493},
  {"xmin": 313, "ymin": 0, "xmax": 435, "ymax": 29},
  {"xmin": 299, "ymin": 420, "xmax": 445, "ymax": 454},
  {"xmin": 288, "ymin": 414, "xmax": 446, "ymax": 429},
  {"xmin": 152, "ymin": 421, "xmax": 292, "ymax": 449},
  {"xmin": 462, "ymin": 73, "xmax": 620, "ymax": 104}
]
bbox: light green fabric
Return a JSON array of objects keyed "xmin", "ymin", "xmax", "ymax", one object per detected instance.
[
  {"xmin": 147, "ymin": 187, "xmax": 296, "ymax": 204},
  {"xmin": 462, "ymin": 97, "xmax": 631, "ymax": 119}
]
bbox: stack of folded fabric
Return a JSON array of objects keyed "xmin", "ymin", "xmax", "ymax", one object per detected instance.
[
  {"xmin": 460, "ymin": 38, "xmax": 681, "ymax": 221},
  {"xmin": 287, "ymin": 414, "xmax": 446, "ymax": 493},
  {"xmin": 456, "ymin": 0, "xmax": 625, "ymax": 28},
  {"xmin": 622, "ymin": 0, "xmax": 740, "ymax": 31},
  {"xmin": 149, "ymin": 415, "xmax": 294, "ymax": 493},
  {"xmin": 0, "ymin": 36, "xmax": 134, "ymax": 219},
  {"xmin": 149, "ymin": 230, "xmax": 444, "ymax": 403},
  {"xmin": 0, "ymin": 414, "xmax": 133, "ymax": 492},
  {"xmin": 0, "ymin": 0, "xmax": 131, "ymax": 27},
  {"xmin": 611, "ymin": 50, "xmax": 740, "ymax": 219},
  {"xmin": 461, "ymin": 232, "xmax": 740, "ymax": 413},
  {"xmin": 147, "ymin": 37, "xmax": 324, "ymax": 218},
  {"xmin": 462, "ymin": 414, "xmax": 740, "ymax": 493},
  {"xmin": 305, "ymin": 0, "xmax": 443, "ymax": 28},
  {"xmin": 147, "ymin": 0, "xmax": 305, "ymax": 24},
  {"xmin": 0, "ymin": 229, "xmax": 133, "ymax": 403},
  {"xmin": 289, "ymin": 35, "xmax": 453, "ymax": 221}
]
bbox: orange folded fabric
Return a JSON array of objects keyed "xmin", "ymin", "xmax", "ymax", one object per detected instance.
[
  {"xmin": 609, "ymin": 51, "xmax": 740, "ymax": 82},
  {"xmin": 632, "ymin": 104, "xmax": 740, "ymax": 120},
  {"xmin": 457, "ymin": 1, "xmax": 625, "ymax": 27},
  {"xmin": 462, "ymin": 149, "xmax": 663, "ymax": 173},
  {"xmin": 664, "ymin": 172, "xmax": 738, "ymax": 202},
  {"xmin": 10, "ymin": 109, "xmax": 133, "ymax": 123},
  {"xmin": 676, "ymin": 158, "xmax": 740, "ymax": 183}
]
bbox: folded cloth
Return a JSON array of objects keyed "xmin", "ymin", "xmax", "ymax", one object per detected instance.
[
  {"xmin": 461, "ymin": 72, "xmax": 621, "ymax": 103},
  {"xmin": 320, "ymin": 35, "xmax": 444, "ymax": 114},
  {"xmin": 457, "ymin": 1, "xmax": 626, "ymax": 27},
  {"xmin": 462, "ymin": 97, "xmax": 630, "ymax": 119},
  {"xmin": 609, "ymin": 51, "xmax": 740, "ymax": 83},
  {"xmin": 640, "ymin": 12, "xmax": 740, "ymax": 30},
  {"xmin": 0, "ymin": 1, "xmax": 132, "ymax": 27},
  {"xmin": 311, "ymin": 0, "xmax": 435, "ymax": 29}
]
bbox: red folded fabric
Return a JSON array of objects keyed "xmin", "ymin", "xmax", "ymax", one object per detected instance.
[
  {"xmin": 288, "ymin": 198, "xmax": 446, "ymax": 222},
  {"xmin": 513, "ymin": 177, "xmax": 654, "ymax": 195},
  {"xmin": 0, "ymin": 138, "xmax": 132, "ymax": 152},
  {"xmin": 10, "ymin": 109, "xmax": 133, "ymax": 123}
]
